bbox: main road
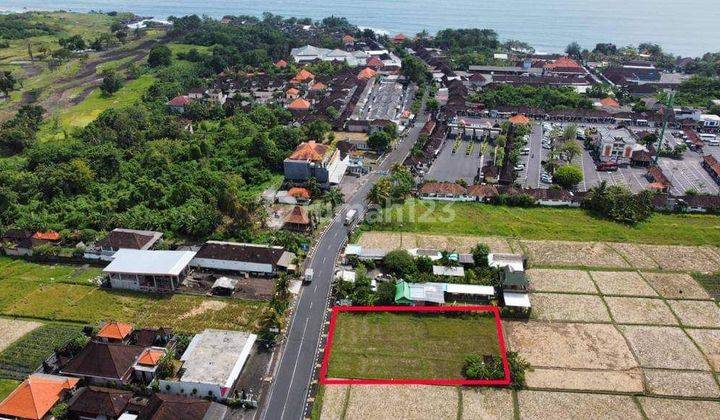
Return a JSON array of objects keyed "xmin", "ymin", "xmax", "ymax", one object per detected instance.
[{"xmin": 260, "ymin": 109, "xmax": 427, "ymax": 420}]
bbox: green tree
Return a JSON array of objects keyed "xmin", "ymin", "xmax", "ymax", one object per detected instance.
[
  {"xmin": 383, "ymin": 249, "xmax": 417, "ymax": 278},
  {"xmin": 471, "ymin": 243, "xmax": 490, "ymax": 268},
  {"xmin": 401, "ymin": 55, "xmax": 429, "ymax": 85},
  {"xmin": 368, "ymin": 177, "xmax": 392, "ymax": 206},
  {"xmin": 558, "ymin": 141, "xmax": 582, "ymax": 163},
  {"xmin": 100, "ymin": 69, "xmax": 123, "ymax": 96},
  {"xmin": 368, "ymin": 131, "xmax": 391, "ymax": 153},
  {"xmin": 148, "ymin": 45, "xmax": 172, "ymax": 67},
  {"xmin": 565, "ymin": 42, "xmax": 582, "ymax": 59},
  {"xmin": 553, "ymin": 165, "xmax": 583, "ymax": 189},
  {"xmin": 325, "ymin": 188, "xmax": 344, "ymax": 210},
  {"xmin": 375, "ymin": 280, "xmax": 396, "ymax": 305},
  {"xmin": 0, "ymin": 71, "xmax": 17, "ymax": 96}
]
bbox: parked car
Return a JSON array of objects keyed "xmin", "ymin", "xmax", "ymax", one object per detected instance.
[
  {"xmin": 520, "ymin": 147, "xmax": 531, "ymax": 155},
  {"xmin": 513, "ymin": 164, "xmax": 525, "ymax": 171},
  {"xmin": 596, "ymin": 162, "xmax": 619, "ymax": 172},
  {"xmin": 542, "ymin": 143, "xmax": 552, "ymax": 150},
  {"xmin": 541, "ymin": 173, "xmax": 553, "ymax": 183}
]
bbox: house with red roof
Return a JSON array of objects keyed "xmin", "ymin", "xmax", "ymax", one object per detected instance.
[
  {"xmin": 366, "ymin": 56, "xmax": 384, "ymax": 69},
  {"xmin": 275, "ymin": 59, "xmax": 288, "ymax": 69},
  {"xmin": 508, "ymin": 114, "xmax": 531, "ymax": 125},
  {"xmin": 0, "ymin": 374, "xmax": 79, "ymax": 420},
  {"xmin": 391, "ymin": 33, "xmax": 407, "ymax": 43},
  {"xmin": 544, "ymin": 57, "xmax": 586, "ymax": 75},
  {"xmin": 342, "ymin": 34, "xmax": 355, "ymax": 47},
  {"xmin": 283, "ymin": 141, "xmax": 347, "ymax": 188},
  {"xmin": 287, "ymin": 97, "xmax": 311, "ymax": 111},
  {"xmin": 357, "ymin": 67, "xmax": 377, "ymax": 80},
  {"xmin": 166, "ymin": 95, "xmax": 192, "ymax": 113},
  {"xmin": 286, "ymin": 87, "xmax": 300, "ymax": 100},
  {"xmin": 97, "ymin": 321, "xmax": 134, "ymax": 343},
  {"xmin": 291, "ymin": 69, "xmax": 315, "ymax": 84}
]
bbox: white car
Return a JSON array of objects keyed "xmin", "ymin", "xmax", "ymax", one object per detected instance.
[
  {"xmin": 542, "ymin": 143, "xmax": 552, "ymax": 150},
  {"xmin": 521, "ymin": 147, "xmax": 531, "ymax": 155},
  {"xmin": 541, "ymin": 174, "xmax": 553, "ymax": 183},
  {"xmin": 513, "ymin": 164, "xmax": 525, "ymax": 171}
]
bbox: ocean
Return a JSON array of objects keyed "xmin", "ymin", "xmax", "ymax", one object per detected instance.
[{"xmin": 2, "ymin": 0, "xmax": 718, "ymax": 56}]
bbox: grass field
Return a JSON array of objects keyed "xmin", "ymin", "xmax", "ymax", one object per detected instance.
[
  {"xmin": 0, "ymin": 257, "xmax": 268, "ymax": 333},
  {"xmin": 0, "ymin": 379, "xmax": 20, "ymax": 400},
  {"xmin": 0, "ymin": 323, "xmax": 82, "ymax": 379},
  {"xmin": 326, "ymin": 311, "xmax": 500, "ymax": 380},
  {"xmin": 369, "ymin": 200, "xmax": 720, "ymax": 246}
]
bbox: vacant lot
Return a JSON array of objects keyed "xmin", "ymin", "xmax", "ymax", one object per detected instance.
[
  {"xmin": 620, "ymin": 325, "xmax": 709, "ymax": 370},
  {"xmin": 641, "ymin": 272, "xmax": 712, "ymax": 300},
  {"xmin": 644, "ymin": 369, "xmax": 719, "ymax": 398},
  {"xmin": 0, "ymin": 319, "xmax": 42, "ymax": 353},
  {"xmin": 521, "ymin": 240, "xmax": 629, "ymax": 268},
  {"xmin": 371, "ymin": 200, "xmax": 720, "ymax": 246},
  {"xmin": 604, "ymin": 297, "xmax": 677, "ymax": 325},
  {"xmin": 344, "ymin": 385, "xmax": 457, "ymax": 420},
  {"xmin": 326, "ymin": 312, "xmax": 500, "ymax": 380},
  {"xmin": 589, "ymin": 271, "xmax": 657, "ymax": 297},
  {"xmin": 357, "ymin": 231, "xmax": 513, "ymax": 253},
  {"xmin": 531, "ymin": 294, "xmax": 610, "ymax": 323},
  {"xmin": 517, "ymin": 390, "xmax": 642, "ymax": 419},
  {"xmin": 526, "ymin": 269, "xmax": 596, "ymax": 294}
]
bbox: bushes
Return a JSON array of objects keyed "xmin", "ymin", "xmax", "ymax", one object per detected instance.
[
  {"xmin": 462, "ymin": 351, "xmax": 531, "ymax": 389},
  {"xmin": 382, "ymin": 250, "xmax": 417, "ymax": 278},
  {"xmin": 491, "ymin": 193, "xmax": 536, "ymax": 207},
  {"xmin": 583, "ymin": 181, "xmax": 654, "ymax": 224},
  {"xmin": 553, "ymin": 165, "xmax": 584, "ymax": 189}
]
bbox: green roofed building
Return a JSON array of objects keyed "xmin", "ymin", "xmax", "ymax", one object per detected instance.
[{"xmin": 395, "ymin": 280, "xmax": 413, "ymax": 305}]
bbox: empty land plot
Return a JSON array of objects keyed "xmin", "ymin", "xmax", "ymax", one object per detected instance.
[
  {"xmin": 525, "ymin": 367, "xmax": 643, "ymax": 393},
  {"xmin": 326, "ymin": 312, "xmax": 500, "ymax": 380},
  {"xmin": 460, "ymin": 388, "xmax": 514, "ymax": 420},
  {"xmin": 521, "ymin": 240, "xmax": 629, "ymax": 268},
  {"xmin": 343, "ymin": 385, "xmax": 457, "ymax": 420},
  {"xmin": 644, "ymin": 369, "xmax": 720, "ymax": 398},
  {"xmin": 0, "ymin": 323, "xmax": 82, "ymax": 379},
  {"xmin": 639, "ymin": 397, "xmax": 720, "ymax": 419},
  {"xmin": 686, "ymin": 329, "xmax": 720, "ymax": 370},
  {"xmin": 620, "ymin": 325, "xmax": 710, "ymax": 370},
  {"xmin": 531, "ymin": 294, "xmax": 610, "ymax": 323},
  {"xmin": 635, "ymin": 245, "xmax": 720, "ymax": 272},
  {"xmin": 667, "ymin": 300, "xmax": 720, "ymax": 328},
  {"xmin": 604, "ymin": 297, "xmax": 677, "ymax": 325},
  {"xmin": 517, "ymin": 390, "xmax": 642, "ymax": 420},
  {"xmin": 608, "ymin": 243, "xmax": 660, "ymax": 269},
  {"xmin": 357, "ymin": 231, "xmax": 512, "ymax": 253},
  {"xmin": 526, "ymin": 269, "xmax": 596, "ymax": 294},
  {"xmin": 589, "ymin": 271, "xmax": 657, "ymax": 296},
  {"xmin": 505, "ymin": 321, "xmax": 637, "ymax": 370},
  {"xmin": 0, "ymin": 319, "xmax": 42, "ymax": 353},
  {"xmin": 641, "ymin": 272, "xmax": 711, "ymax": 300},
  {"xmin": 318, "ymin": 385, "xmax": 349, "ymax": 420}
]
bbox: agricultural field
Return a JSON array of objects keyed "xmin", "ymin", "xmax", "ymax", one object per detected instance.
[
  {"xmin": 0, "ymin": 379, "xmax": 20, "ymax": 401},
  {"xmin": 0, "ymin": 323, "xmax": 83, "ymax": 380},
  {"xmin": 368, "ymin": 199, "xmax": 720, "ymax": 246},
  {"xmin": 325, "ymin": 311, "xmax": 500, "ymax": 380}
]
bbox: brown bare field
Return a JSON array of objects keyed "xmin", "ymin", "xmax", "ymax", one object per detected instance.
[
  {"xmin": 686, "ymin": 329, "xmax": 720, "ymax": 370},
  {"xmin": 504, "ymin": 321, "xmax": 637, "ymax": 370},
  {"xmin": 319, "ymin": 385, "xmax": 349, "ymax": 420},
  {"xmin": 667, "ymin": 300, "xmax": 720, "ymax": 328},
  {"xmin": 343, "ymin": 385, "xmax": 457, "ymax": 420},
  {"xmin": 639, "ymin": 397, "xmax": 720, "ymax": 419},
  {"xmin": 521, "ymin": 240, "xmax": 629, "ymax": 268},
  {"xmin": 517, "ymin": 391, "xmax": 642, "ymax": 420},
  {"xmin": 0, "ymin": 318, "xmax": 42, "ymax": 352},
  {"xmin": 634, "ymin": 244, "xmax": 720, "ymax": 272},
  {"xmin": 357, "ymin": 232, "xmax": 512, "ymax": 253},
  {"xmin": 641, "ymin": 272, "xmax": 711, "ymax": 300},
  {"xmin": 525, "ymin": 368, "xmax": 644, "ymax": 393},
  {"xmin": 531, "ymin": 294, "xmax": 611, "ymax": 323},
  {"xmin": 460, "ymin": 389, "xmax": 514, "ymax": 420},
  {"xmin": 620, "ymin": 325, "xmax": 710, "ymax": 370},
  {"xmin": 644, "ymin": 369, "xmax": 720, "ymax": 398},
  {"xmin": 526, "ymin": 269, "xmax": 596, "ymax": 294},
  {"xmin": 604, "ymin": 297, "xmax": 677, "ymax": 325},
  {"xmin": 701, "ymin": 245, "xmax": 720, "ymax": 263},
  {"xmin": 589, "ymin": 271, "xmax": 657, "ymax": 297},
  {"xmin": 608, "ymin": 243, "xmax": 660, "ymax": 269}
]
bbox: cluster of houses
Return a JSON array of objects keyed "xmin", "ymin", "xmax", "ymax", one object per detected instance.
[{"xmin": 0, "ymin": 322, "xmax": 256, "ymax": 419}]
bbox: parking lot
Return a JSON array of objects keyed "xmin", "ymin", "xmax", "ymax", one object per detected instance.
[
  {"xmin": 425, "ymin": 138, "xmax": 484, "ymax": 183},
  {"xmin": 521, "ymin": 122, "xmax": 720, "ymax": 195}
]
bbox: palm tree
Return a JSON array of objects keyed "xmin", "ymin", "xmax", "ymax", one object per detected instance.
[
  {"xmin": 325, "ymin": 188, "xmax": 345, "ymax": 210},
  {"xmin": 368, "ymin": 179, "xmax": 391, "ymax": 206}
]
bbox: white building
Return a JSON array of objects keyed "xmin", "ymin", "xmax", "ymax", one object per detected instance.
[
  {"xmin": 158, "ymin": 329, "xmax": 256, "ymax": 400},
  {"xmin": 103, "ymin": 249, "xmax": 196, "ymax": 292}
]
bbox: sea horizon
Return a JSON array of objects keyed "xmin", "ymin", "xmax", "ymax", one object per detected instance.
[{"xmin": 2, "ymin": 0, "xmax": 719, "ymax": 57}]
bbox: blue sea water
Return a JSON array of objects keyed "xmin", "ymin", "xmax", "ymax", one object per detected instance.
[{"xmin": 2, "ymin": 0, "xmax": 718, "ymax": 56}]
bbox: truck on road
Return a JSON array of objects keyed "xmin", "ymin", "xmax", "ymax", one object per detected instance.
[
  {"xmin": 344, "ymin": 209, "xmax": 357, "ymax": 226},
  {"xmin": 304, "ymin": 268, "xmax": 314, "ymax": 283}
]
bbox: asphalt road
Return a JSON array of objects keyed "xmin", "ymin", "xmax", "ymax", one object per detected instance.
[{"xmin": 259, "ymin": 111, "xmax": 426, "ymax": 420}]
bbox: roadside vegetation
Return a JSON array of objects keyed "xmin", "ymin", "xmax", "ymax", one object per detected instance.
[{"xmin": 367, "ymin": 199, "xmax": 720, "ymax": 246}]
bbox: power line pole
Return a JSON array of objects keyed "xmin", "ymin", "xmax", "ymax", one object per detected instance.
[{"xmin": 653, "ymin": 92, "xmax": 675, "ymax": 166}]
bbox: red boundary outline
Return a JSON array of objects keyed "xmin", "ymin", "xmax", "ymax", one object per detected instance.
[{"xmin": 319, "ymin": 305, "xmax": 511, "ymax": 386}]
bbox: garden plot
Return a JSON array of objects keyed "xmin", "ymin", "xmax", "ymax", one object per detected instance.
[
  {"xmin": 604, "ymin": 297, "xmax": 677, "ymax": 325},
  {"xmin": 686, "ymin": 329, "xmax": 720, "ymax": 370},
  {"xmin": 589, "ymin": 271, "xmax": 657, "ymax": 297},
  {"xmin": 319, "ymin": 385, "xmax": 349, "ymax": 420},
  {"xmin": 357, "ymin": 232, "xmax": 513, "ymax": 253},
  {"xmin": 667, "ymin": 300, "xmax": 720, "ymax": 328},
  {"xmin": 517, "ymin": 390, "xmax": 642, "ymax": 420},
  {"xmin": 641, "ymin": 272, "xmax": 711, "ymax": 300},
  {"xmin": 0, "ymin": 319, "xmax": 42, "ymax": 352},
  {"xmin": 607, "ymin": 243, "xmax": 660, "ymax": 269},
  {"xmin": 504, "ymin": 321, "xmax": 637, "ymax": 370},
  {"xmin": 644, "ymin": 369, "xmax": 720, "ymax": 398},
  {"xmin": 525, "ymin": 368, "xmax": 643, "ymax": 393},
  {"xmin": 520, "ymin": 240, "xmax": 629, "ymax": 268},
  {"xmin": 526, "ymin": 269, "xmax": 596, "ymax": 294},
  {"xmin": 635, "ymin": 245, "xmax": 720, "ymax": 273},
  {"xmin": 531, "ymin": 294, "xmax": 610, "ymax": 323},
  {"xmin": 342, "ymin": 385, "xmax": 457, "ymax": 420},
  {"xmin": 460, "ymin": 388, "xmax": 514, "ymax": 420},
  {"xmin": 639, "ymin": 397, "xmax": 720, "ymax": 419},
  {"xmin": 620, "ymin": 325, "xmax": 710, "ymax": 370}
]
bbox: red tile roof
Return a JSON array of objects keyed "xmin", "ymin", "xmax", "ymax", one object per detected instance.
[
  {"xmin": 310, "ymin": 82, "xmax": 327, "ymax": 90},
  {"xmin": 0, "ymin": 374, "xmax": 79, "ymax": 420},
  {"xmin": 291, "ymin": 69, "xmax": 315, "ymax": 83},
  {"xmin": 544, "ymin": 57, "xmax": 584, "ymax": 72},
  {"xmin": 32, "ymin": 231, "xmax": 60, "ymax": 241},
  {"xmin": 366, "ymin": 56, "xmax": 384, "ymax": 68},
  {"xmin": 97, "ymin": 322, "xmax": 133, "ymax": 341},
  {"xmin": 508, "ymin": 114, "xmax": 531, "ymax": 125},
  {"xmin": 357, "ymin": 67, "xmax": 377, "ymax": 80},
  {"xmin": 288, "ymin": 98, "xmax": 311, "ymax": 110},
  {"xmin": 420, "ymin": 182, "xmax": 467, "ymax": 196},
  {"xmin": 286, "ymin": 87, "xmax": 300, "ymax": 96},
  {"xmin": 167, "ymin": 95, "xmax": 191, "ymax": 106},
  {"xmin": 137, "ymin": 348, "xmax": 165, "ymax": 366},
  {"xmin": 342, "ymin": 35, "xmax": 355, "ymax": 44},
  {"xmin": 288, "ymin": 141, "xmax": 328, "ymax": 161},
  {"xmin": 275, "ymin": 59, "xmax": 288, "ymax": 68},
  {"xmin": 284, "ymin": 206, "xmax": 310, "ymax": 225},
  {"xmin": 467, "ymin": 184, "xmax": 499, "ymax": 198},
  {"xmin": 288, "ymin": 187, "xmax": 311, "ymax": 199},
  {"xmin": 599, "ymin": 97, "xmax": 620, "ymax": 108},
  {"xmin": 392, "ymin": 33, "xmax": 407, "ymax": 42}
]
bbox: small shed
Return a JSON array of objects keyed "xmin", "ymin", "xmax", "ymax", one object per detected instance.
[
  {"xmin": 432, "ymin": 266, "xmax": 465, "ymax": 277},
  {"xmin": 211, "ymin": 277, "xmax": 239, "ymax": 296}
]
